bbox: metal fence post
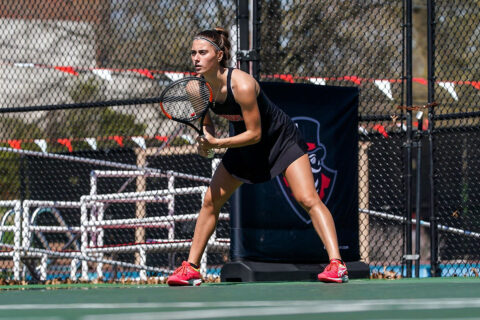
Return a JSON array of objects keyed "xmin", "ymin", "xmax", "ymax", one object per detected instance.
[
  {"xmin": 237, "ymin": 0, "xmax": 250, "ymax": 73},
  {"xmin": 236, "ymin": 0, "xmax": 259, "ymax": 78},
  {"xmin": 404, "ymin": 0, "xmax": 414, "ymax": 278},
  {"xmin": 427, "ymin": 0, "xmax": 439, "ymax": 277},
  {"xmin": 251, "ymin": 0, "xmax": 260, "ymax": 80}
]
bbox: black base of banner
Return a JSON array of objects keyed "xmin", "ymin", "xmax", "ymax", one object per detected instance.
[{"xmin": 220, "ymin": 260, "xmax": 369, "ymax": 282}]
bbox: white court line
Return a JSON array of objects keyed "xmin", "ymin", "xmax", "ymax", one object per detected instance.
[
  {"xmin": 0, "ymin": 301, "xmax": 315, "ymax": 310},
  {"xmin": 0, "ymin": 318, "xmax": 61, "ymax": 320},
  {"xmin": 2, "ymin": 298, "xmax": 480, "ymax": 318},
  {"xmin": 379, "ymin": 318, "xmax": 480, "ymax": 320},
  {"xmin": 79, "ymin": 298, "xmax": 480, "ymax": 320}
]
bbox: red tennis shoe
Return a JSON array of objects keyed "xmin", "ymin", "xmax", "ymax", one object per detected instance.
[
  {"xmin": 167, "ymin": 261, "xmax": 202, "ymax": 286},
  {"xmin": 317, "ymin": 259, "xmax": 349, "ymax": 283}
]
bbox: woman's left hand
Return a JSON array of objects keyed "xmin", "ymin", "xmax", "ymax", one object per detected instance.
[{"xmin": 196, "ymin": 131, "xmax": 217, "ymax": 150}]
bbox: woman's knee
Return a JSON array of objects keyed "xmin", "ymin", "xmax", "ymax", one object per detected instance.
[
  {"xmin": 294, "ymin": 193, "xmax": 321, "ymax": 212},
  {"xmin": 202, "ymin": 189, "xmax": 228, "ymax": 212},
  {"xmin": 202, "ymin": 192, "xmax": 217, "ymax": 211}
]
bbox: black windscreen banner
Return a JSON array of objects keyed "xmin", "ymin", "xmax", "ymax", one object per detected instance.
[{"xmin": 230, "ymin": 82, "xmax": 359, "ymax": 263}]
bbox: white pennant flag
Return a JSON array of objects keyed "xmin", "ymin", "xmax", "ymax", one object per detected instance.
[
  {"xmin": 14, "ymin": 63, "xmax": 35, "ymax": 68},
  {"xmin": 438, "ymin": 82, "xmax": 459, "ymax": 101},
  {"xmin": 308, "ymin": 77, "xmax": 326, "ymax": 86},
  {"xmin": 92, "ymin": 69, "xmax": 113, "ymax": 81},
  {"xmin": 34, "ymin": 139, "xmax": 48, "ymax": 153},
  {"xmin": 374, "ymin": 80, "xmax": 394, "ymax": 100},
  {"xmin": 164, "ymin": 72, "xmax": 184, "ymax": 82},
  {"xmin": 131, "ymin": 136, "xmax": 147, "ymax": 150},
  {"xmin": 85, "ymin": 138, "xmax": 97, "ymax": 150},
  {"xmin": 358, "ymin": 126, "xmax": 369, "ymax": 136}
]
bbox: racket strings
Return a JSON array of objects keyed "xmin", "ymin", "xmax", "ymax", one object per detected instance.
[{"xmin": 161, "ymin": 80, "xmax": 211, "ymax": 121}]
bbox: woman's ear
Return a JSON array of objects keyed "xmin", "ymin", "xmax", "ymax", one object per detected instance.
[{"xmin": 217, "ymin": 50, "xmax": 224, "ymax": 62}]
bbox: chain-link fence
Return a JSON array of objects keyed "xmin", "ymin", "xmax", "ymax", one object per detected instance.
[
  {"xmin": 258, "ymin": 0, "xmax": 407, "ymax": 278},
  {"xmin": 1, "ymin": 0, "xmax": 479, "ymax": 284},
  {"xmin": 0, "ymin": 0, "xmax": 236, "ymax": 284},
  {"xmin": 430, "ymin": 0, "xmax": 480, "ymax": 277}
]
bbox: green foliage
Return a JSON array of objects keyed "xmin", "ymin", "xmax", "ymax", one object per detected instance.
[
  {"xmin": 105, "ymin": 0, "xmax": 235, "ymax": 71},
  {"xmin": 69, "ymin": 77, "xmax": 105, "ymax": 103},
  {"xmin": 0, "ymin": 117, "xmax": 43, "ymax": 141},
  {"xmin": 260, "ymin": 1, "xmax": 404, "ymax": 115},
  {"xmin": 0, "ymin": 117, "xmax": 42, "ymax": 200},
  {"xmin": 0, "ymin": 153, "xmax": 20, "ymax": 200},
  {"xmin": 44, "ymin": 76, "xmax": 147, "ymax": 152}
]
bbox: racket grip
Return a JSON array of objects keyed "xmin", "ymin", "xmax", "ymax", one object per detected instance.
[
  {"xmin": 206, "ymin": 149, "xmax": 214, "ymax": 158},
  {"xmin": 199, "ymin": 134, "xmax": 214, "ymax": 158}
]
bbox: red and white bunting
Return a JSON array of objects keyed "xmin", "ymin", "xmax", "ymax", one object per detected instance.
[
  {"xmin": 57, "ymin": 138, "xmax": 73, "ymax": 152},
  {"xmin": 131, "ymin": 69, "xmax": 154, "ymax": 79},
  {"xmin": 131, "ymin": 136, "xmax": 147, "ymax": 150},
  {"xmin": 85, "ymin": 138, "xmax": 97, "ymax": 151},
  {"xmin": 54, "ymin": 66, "xmax": 79, "ymax": 76},
  {"xmin": 13, "ymin": 63, "xmax": 35, "ymax": 68},
  {"xmin": 92, "ymin": 69, "xmax": 113, "ymax": 81},
  {"xmin": 34, "ymin": 139, "xmax": 48, "ymax": 153},
  {"xmin": 437, "ymin": 81, "xmax": 458, "ymax": 101},
  {"xmin": 358, "ymin": 126, "xmax": 369, "ymax": 136},
  {"xmin": 373, "ymin": 124, "xmax": 389, "ymax": 138},
  {"xmin": 308, "ymin": 77, "xmax": 326, "ymax": 86},
  {"xmin": 4, "ymin": 59, "xmax": 480, "ymax": 112},
  {"xmin": 164, "ymin": 72, "xmax": 185, "ymax": 81},
  {"xmin": 374, "ymin": 80, "xmax": 394, "ymax": 101},
  {"xmin": 8, "ymin": 140, "xmax": 21, "ymax": 150},
  {"xmin": 110, "ymin": 136, "xmax": 124, "ymax": 147}
]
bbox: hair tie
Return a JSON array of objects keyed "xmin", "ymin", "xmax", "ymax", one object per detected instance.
[{"xmin": 194, "ymin": 36, "xmax": 221, "ymax": 51}]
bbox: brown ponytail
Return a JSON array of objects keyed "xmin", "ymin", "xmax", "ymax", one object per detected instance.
[{"xmin": 195, "ymin": 27, "xmax": 232, "ymax": 68}]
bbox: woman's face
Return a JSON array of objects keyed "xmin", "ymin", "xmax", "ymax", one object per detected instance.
[{"xmin": 191, "ymin": 39, "xmax": 221, "ymax": 75}]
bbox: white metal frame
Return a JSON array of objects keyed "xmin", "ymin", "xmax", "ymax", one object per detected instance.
[{"xmin": 0, "ymin": 159, "xmax": 230, "ymax": 282}]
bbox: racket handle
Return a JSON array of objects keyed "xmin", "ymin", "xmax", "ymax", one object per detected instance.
[{"xmin": 199, "ymin": 135, "xmax": 214, "ymax": 158}]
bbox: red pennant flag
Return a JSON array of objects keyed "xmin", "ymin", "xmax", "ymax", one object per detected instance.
[
  {"xmin": 413, "ymin": 78, "xmax": 427, "ymax": 86},
  {"xmin": 132, "ymin": 69, "xmax": 154, "ymax": 79},
  {"xmin": 344, "ymin": 76, "xmax": 362, "ymax": 85},
  {"xmin": 470, "ymin": 81, "xmax": 480, "ymax": 90},
  {"xmin": 373, "ymin": 124, "xmax": 389, "ymax": 138},
  {"xmin": 54, "ymin": 66, "xmax": 79, "ymax": 76},
  {"xmin": 155, "ymin": 135, "xmax": 168, "ymax": 142},
  {"xmin": 110, "ymin": 136, "xmax": 124, "ymax": 147},
  {"xmin": 57, "ymin": 138, "xmax": 73, "ymax": 152},
  {"xmin": 8, "ymin": 140, "xmax": 21, "ymax": 150},
  {"xmin": 279, "ymin": 74, "xmax": 294, "ymax": 83}
]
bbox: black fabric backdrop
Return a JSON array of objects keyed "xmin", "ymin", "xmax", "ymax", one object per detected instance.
[{"xmin": 230, "ymin": 82, "xmax": 359, "ymax": 263}]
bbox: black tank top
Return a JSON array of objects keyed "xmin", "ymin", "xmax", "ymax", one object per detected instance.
[{"xmin": 210, "ymin": 68, "xmax": 307, "ymax": 183}]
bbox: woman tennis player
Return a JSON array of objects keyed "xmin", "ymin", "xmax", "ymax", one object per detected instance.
[{"xmin": 167, "ymin": 28, "xmax": 348, "ymax": 286}]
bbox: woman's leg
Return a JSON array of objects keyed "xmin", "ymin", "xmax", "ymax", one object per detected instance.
[
  {"xmin": 188, "ymin": 162, "xmax": 243, "ymax": 266},
  {"xmin": 283, "ymin": 154, "xmax": 342, "ymax": 260}
]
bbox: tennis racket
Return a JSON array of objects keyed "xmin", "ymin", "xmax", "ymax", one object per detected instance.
[{"xmin": 159, "ymin": 77, "xmax": 214, "ymax": 158}]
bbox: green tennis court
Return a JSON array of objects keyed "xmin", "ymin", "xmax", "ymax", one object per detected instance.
[{"xmin": 1, "ymin": 278, "xmax": 479, "ymax": 319}]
